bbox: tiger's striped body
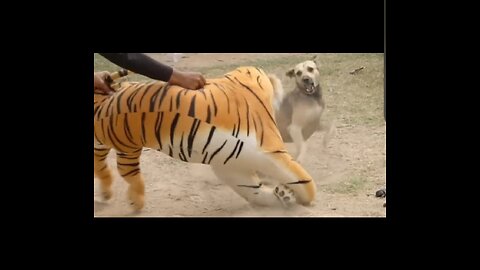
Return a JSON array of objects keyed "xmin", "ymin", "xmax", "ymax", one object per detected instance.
[{"xmin": 94, "ymin": 67, "xmax": 316, "ymax": 211}]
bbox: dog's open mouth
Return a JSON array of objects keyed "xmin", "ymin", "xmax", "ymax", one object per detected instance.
[{"xmin": 304, "ymin": 84, "xmax": 317, "ymax": 95}]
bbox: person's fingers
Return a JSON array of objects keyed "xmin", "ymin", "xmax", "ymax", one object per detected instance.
[
  {"xmin": 101, "ymin": 73, "xmax": 113, "ymax": 85},
  {"xmin": 100, "ymin": 73, "xmax": 115, "ymax": 93},
  {"xmin": 94, "ymin": 71, "xmax": 115, "ymax": 95},
  {"xmin": 95, "ymin": 79, "xmax": 114, "ymax": 94},
  {"xmin": 193, "ymin": 75, "xmax": 206, "ymax": 90},
  {"xmin": 102, "ymin": 85, "xmax": 114, "ymax": 93},
  {"xmin": 192, "ymin": 82, "xmax": 200, "ymax": 90}
]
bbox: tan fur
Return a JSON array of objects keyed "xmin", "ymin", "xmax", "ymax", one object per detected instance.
[{"xmin": 276, "ymin": 60, "xmax": 336, "ymax": 163}]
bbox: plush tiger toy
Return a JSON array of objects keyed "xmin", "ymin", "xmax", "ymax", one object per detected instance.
[{"xmin": 94, "ymin": 67, "xmax": 317, "ymax": 211}]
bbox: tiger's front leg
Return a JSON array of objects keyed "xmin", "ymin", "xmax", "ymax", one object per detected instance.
[{"xmin": 116, "ymin": 149, "xmax": 145, "ymax": 211}]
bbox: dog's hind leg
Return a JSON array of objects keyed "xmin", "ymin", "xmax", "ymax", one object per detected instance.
[
  {"xmin": 320, "ymin": 119, "xmax": 337, "ymax": 149},
  {"xmin": 316, "ymin": 105, "xmax": 336, "ymax": 149},
  {"xmin": 287, "ymin": 124, "xmax": 307, "ymax": 163}
]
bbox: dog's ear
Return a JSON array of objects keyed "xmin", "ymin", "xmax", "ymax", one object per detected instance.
[
  {"xmin": 286, "ymin": 68, "xmax": 295, "ymax": 78},
  {"xmin": 314, "ymin": 60, "xmax": 321, "ymax": 71}
]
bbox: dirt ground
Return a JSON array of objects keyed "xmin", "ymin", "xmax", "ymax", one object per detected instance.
[{"xmin": 94, "ymin": 53, "xmax": 386, "ymax": 217}]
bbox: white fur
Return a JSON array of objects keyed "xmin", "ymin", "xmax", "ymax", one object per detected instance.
[{"xmin": 268, "ymin": 74, "xmax": 285, "ymax": 112}]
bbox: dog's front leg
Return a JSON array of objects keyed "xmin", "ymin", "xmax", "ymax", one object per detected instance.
[{"xmin": 287, "ymin": 124, "xmax": 306, "ymax": 163}]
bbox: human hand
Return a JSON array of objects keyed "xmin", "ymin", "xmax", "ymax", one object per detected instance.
[
  {"xmin": 169, "ymin": 69, "xmax": 206, "ymax": 90},
  {"xmin": 94, "ymin": 71, "xmax": 115, "ymax": 95}
]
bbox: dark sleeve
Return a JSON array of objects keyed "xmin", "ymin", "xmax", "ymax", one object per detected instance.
[{"xmin": 99, "ymin": 53, "xmax": 173, "ymax": 82}]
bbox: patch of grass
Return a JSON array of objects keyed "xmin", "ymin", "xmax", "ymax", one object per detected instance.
[
  {"xmin": 325, "ymin": 176, "xmax": 367, "ymax": 194},
  {"xmin": 320, "ymin": 53, "xmax": 385, "ymax": 127}
]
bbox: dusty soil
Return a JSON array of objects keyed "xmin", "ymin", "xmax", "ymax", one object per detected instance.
[{"xmin": 94, "ymin": 53, "xmax": 386, "ymax": 217}]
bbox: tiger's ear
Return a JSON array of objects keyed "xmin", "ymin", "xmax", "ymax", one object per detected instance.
[{"xmin": 286, "ymin": 68, "xmax": 295, "ymax": 78}]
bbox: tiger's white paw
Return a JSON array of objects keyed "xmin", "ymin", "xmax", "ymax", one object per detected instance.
[{"xmin": 274, "ymin": 184, "xmax": 296, "ymax": 207}]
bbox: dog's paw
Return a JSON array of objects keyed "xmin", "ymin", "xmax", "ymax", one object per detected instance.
[{"xmin": 274, "ymin": 185, "xmax": 296, "ymax": 207}]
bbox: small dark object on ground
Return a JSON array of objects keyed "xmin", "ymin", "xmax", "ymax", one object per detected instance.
[{"xmin": 375, "ymin": 188, "xmax": 386, "ymax": 198}]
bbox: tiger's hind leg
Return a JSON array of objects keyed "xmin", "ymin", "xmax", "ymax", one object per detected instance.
[
  {"xmin": 94, "ymin": 147, "xmax": 114, "ymax": 200},
  {"xmin": 116, "ymin": 149, "xmax": 145, "ymax": 211},
  {"xmin": 211, "ymin": 166, "xmax": 295, "ymax": 207},
  {"xmin": 261, "ymin": 152, "xmax": 317, "ymax": 206}
]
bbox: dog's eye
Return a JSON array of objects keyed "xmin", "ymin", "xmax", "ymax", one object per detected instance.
[
  {"xmin": 296, "ymin": 71, "xmax": 302, "ymax": 76},
  {"xmin": 307, "ymin": 67, "xmax": 314, "ymax": 73}
]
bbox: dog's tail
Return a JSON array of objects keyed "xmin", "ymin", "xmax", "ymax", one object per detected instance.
[{"xmin": 268, "ymin": 74, "xmax": 285, "ymax": 111}]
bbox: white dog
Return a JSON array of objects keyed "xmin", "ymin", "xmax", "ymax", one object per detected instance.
[{"xmin": 275, "ymin": 60, "xmax": 336, "ymax": 163}]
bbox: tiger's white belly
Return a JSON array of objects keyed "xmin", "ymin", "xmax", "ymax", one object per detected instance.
[{"xmin": 157, "ymin": 125, "xmax": 264, "ymax": 168}]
